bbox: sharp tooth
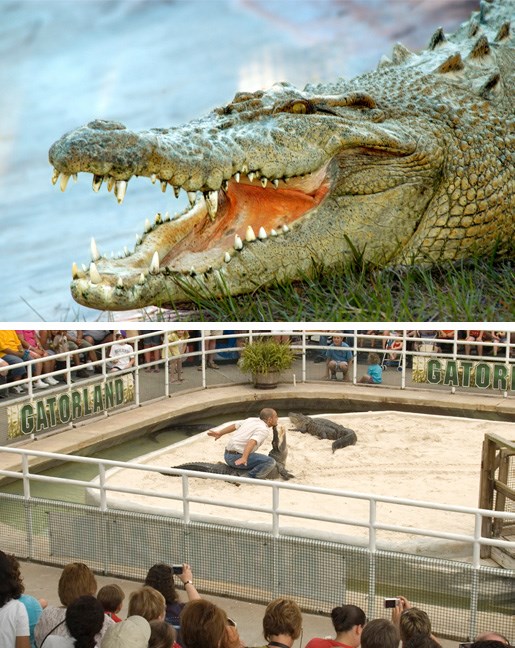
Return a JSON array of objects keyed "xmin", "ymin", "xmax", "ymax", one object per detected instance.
[
  {"xmin": 234, "ymin": 234, "xmax": 243, "ymax": 250},
  {"xmin": 123, "ymin": 246, "xmax": 129, "ymax": 256},
  {"xmin": 115, "ymin": 180, "xmax": 127, "ymax": 204},
  {"xmin": 71, "ymin": 262, "xmax": 79, "ymax": 279},
  {"xmin": 164, "ymin": 211, "xmax": 170, "ymax": 222},
  {"xmin": 150, "ymin": 173, "xmax": 157, "ymax": 184},
  {"xmin": 234, "ymin": 172, "xmax": 240, "ymax": 183},
  {"xmin": 136, "ymin": 234, "xmax": 142, "ymax": 245},
  {"xmin": 248, "ymin": 172, "xmax": 255, "ymax": 182},
  {"xmin": 161, "ymin": 180, "xmax": 167, "ymax": 193},
  {"xmin": 59, "ymin": 173, "xmax": 70, "ymax": 192},
  {"xmin": 272, "ymin": 179, "xmax": 279, "ymax": 189},
  {"xmin": 81, "ymin": 264, "xmax": 88, "ymax": 273},
  {"xmin": 224, "ymin": 252, "xmax": 231, "ymax": 263},
  {"xmin": 90, "ymin": 237, "xmax": 100, "ymax": 262},
  {"xmin": 144, "ymin": 219, "xmax": 152, "ymax": 232},
  {"xmin": 138, "ymin": 273, "xmax": 145, "ymax": 284},
  {"xmin": 72, "ymin": 173, "xmax": 78, "ymax": 183},
  {"xmin": 117, "ymin": 277, "xmax": 124, "ymax": 288},
  {"xmin": 173, "ymin": 185, "xmax": 180, "ymax": 198},
  {"xmin": 258, "ymin": 227, "xmax": 267, "ymax": 240},
  {"xmin": 187, "ymin": 191, "xmax": 196, "ymax": 206},
  {"xmin": 260, "ymin": 177, "xmax": 268, "ymax": 188},
  {"xmin": 241, "ymin": 163, "xmax": 248, "ymax": 173},
  {"xmin": 246, "ymin": 226, "xmax": 256, "ymax": 242},
  {"xmin": 222, "ymin": 179, "xmax": 229, "ymax": 191},
  {"xmin": 190, "ymin": 266, "xmax": 196, "ymax": 275},
  {"xmin": 155, "ymin": 212, "xmax": 162, "ymax": 224},
  {"xmin": 92, "ymin": 174, "xmax": 103, "ymax": 192},
  {"xmin": 89, "ymin": 262, "xmax": 102, "ymax": 284},
  {"xmin": 283, "ymin": 177, "xmax": 289, "ymax": 184},
  {"xmin": 282, "ymin": 224, "xmax": 289, "ymax": 233},
  {"xmin": 107, "ymin": 176, "xmax": 115, "ymax": 192},
  {"xmin": 51, "ymin": 168, "xmax": 59, "ymax": 185},
  {"xmin": 271, "ymin": 229, "xmax": 278, "ymax": 236},
  {"xmin": 206, "ymin": 191, "xmax": 218, "ymax": 220},
  {"xmin": 150, "ymin": 250, "xmax": 160, "ymax": 274},
  {"xmin": 172, "ymin": 212, "xmax": 179, "ymax": 221}
]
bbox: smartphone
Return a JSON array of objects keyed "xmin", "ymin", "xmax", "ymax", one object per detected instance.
[
  {"xmin": 383, "ymin": 597, "xmax": 400, "ymax": 608},
  {"xmin": 172, "ymin": 564, "xmax": 183, "ymax": 575}
]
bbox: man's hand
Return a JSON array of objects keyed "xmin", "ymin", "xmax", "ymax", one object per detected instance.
[
  {"xmin": 234, "ymin": 457, "xmax": 247, "ymax": 466},
  {"xmin": 208, "ymin": 430, "xmax": 222, "ymax": 440}
]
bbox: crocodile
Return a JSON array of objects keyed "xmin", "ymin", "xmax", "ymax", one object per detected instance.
[
  {"xmin": 49, "ymin": 0, "xmax": 514, "ymax": 311},
  {"xmin": 168, "ymin": 425, "xmax": 294, "ymax": 481},
  {"xmin": 288, "ymin": 412, "xmax": 357, "ymax": 453}
]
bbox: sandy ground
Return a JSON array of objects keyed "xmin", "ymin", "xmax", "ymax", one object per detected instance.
[{"xmin": 97, "ymin": 412, "xmax": 514, "ymax": 558}]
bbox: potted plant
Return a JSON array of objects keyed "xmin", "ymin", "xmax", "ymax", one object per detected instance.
[{"xmin": 239, "ymin": 337, "xmax": 296, "ymax": 389}]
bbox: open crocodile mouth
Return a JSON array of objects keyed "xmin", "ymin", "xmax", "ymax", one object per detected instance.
[{"xmin": 54, "ymin": 162, "xmax": 330, "ymax": 282}]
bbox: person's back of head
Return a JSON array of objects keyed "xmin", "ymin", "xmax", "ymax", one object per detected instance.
[
  {"xmin": 144, "ymin": 563, "xmax": 177, "ymax": 605},
  {"xmin": 97, "ymin": 583, "xmax": 125, "ymax": 614},
  {"xmin": 262, "ymin": 597, "xmax": 303, "ymax": 641},
  {"xmin": 65, "ymin": 595, "xmax": 104, "ymax": 648},
  {"xmin": 149, "ymin": 619, "xmax": 177, "ymax": 648},
  {"xmin": 128, "ymin": 586, "xmax": 166, "ymax": 622},
  {"xmin": 330, "ymin": 603, "xmax": 366, "ymax": 633},
  {"xmin": 404, "ymin": 633, "xmax": 442, "ymax": 648},
  {"xmin": 180, "ymin": 599, "xmax": 228, "ymax": 648},
  {"xmin": 361, "ymin": 618, "xmax": 399, "ymax": 648},
  {"xmin": 472, "ymin": 642, "xmax": 510, "ymax": 648},
  {"xmin": 476, "ymin": 633, "xmax": 509, "ymax": 645},
  {"xmin": 102, "ymin": 615, "xmax": 151, "ymax": 648},
  {"xmin": 58, "ymin": 562, "xmax": 97, "ymax": 606},
  {"xmin": 400, "ymin": 607, "xmax": 432, "ymax": 643},
  {"xmin": 0, "ymin": 551, "xmax": 24, "ymax": 607}
]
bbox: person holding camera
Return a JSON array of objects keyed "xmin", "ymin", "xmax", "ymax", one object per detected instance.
[{"xmin": 144, "ymin": 563, "xmax": 200, "ymax": 642}]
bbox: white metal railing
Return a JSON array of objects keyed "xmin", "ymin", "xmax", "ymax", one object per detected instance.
[{"xmin": 1, "ymin": 446, "xmax": 514, "ymax": 570}]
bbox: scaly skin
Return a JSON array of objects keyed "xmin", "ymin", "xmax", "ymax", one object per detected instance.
[
  {"xmin": 288, "ymin": 413, "xmax": 357, "ymax": 453},
  {"xmin": 49, "ymin": 0, "xmax": 514, "ymax": 311}
]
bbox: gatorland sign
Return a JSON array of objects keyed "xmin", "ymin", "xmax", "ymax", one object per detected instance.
[
  {"xmin": 412, "ymin": 357, "xmax": 514, "ymax": 391},
  {"xmin": 7, "ymin": 375, "xmax": 134, "ymax": 440}
]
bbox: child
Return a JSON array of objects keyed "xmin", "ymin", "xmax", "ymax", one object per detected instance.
[
  {"xmin": 163, "ymin": 330, "xmax": 189, "ymax": 383},
  {"xmin": 97, "ymin": 583, "xmax": 125, "ymax": 622},
  {"xmin": 359, "ymin": 353, "xmax": 383, "ymax": 384},
  {"xmin": 108, "ymin": 332, "xmax": 135, "ymax": 372}
]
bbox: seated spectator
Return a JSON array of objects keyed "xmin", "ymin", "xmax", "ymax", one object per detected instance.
[
  {"xmin": 97, "ymin": 584, "xmax": 125, "ymax": 623},
  {"xmin": 43, "ymin": 595, "xmax": 104, "ymax": 648},
  {"xmin": 481, "ymin": 331, "xmax": 501, "ymax": 357},
  {"xmin": 102, "ymin": 616, "xmax": 151, "ymax": 648},
  {"xmin": 475, "ymin": 632, "xmax": 509, "ymax": 644},
  {"xmin": 144, "ymin": 563, "xmax": 200, "ymax": 639},
  {"xmin": 180, "ymin": 599, "xmax": 233, "ymax": 648},
  {"xmin": 107, "ymin": 333, "xmax": 135, "ymax": 373},
  {"xmin": 34, "ymin": 562, "xmax": 113, "ymax": 646},
  {"xmin": 82, "ymin": 330, "xmax": 114, "ymax": 347},
  {"xmin": 0, "ymin": 358, "xmax": 10, "ymax": 398},
  {"xmin": 436, "ymin": 330, "xmax": 455, "ymax": 355},
  {"xmin": 471, "ymin": 642, "xmax": 509, "ymax": 648},
  {"xmin": 360, "ymin": 618, "xmax": 399, "ymax": 648},
  {"xmin": 465, "ymin": 330, "xmax": 484, "ymax": 356},
  {"xmin": 17, "ymin": 331, "xmax": 59, "ymax": 385},
  {"xmin": 392, "ymin": 596, "xmax": 436, "ymax": 647},
  {"xmin": 358, "ymin": 353, "xmax": 382, "ymax": 384},
  {"xmin": 0, "ymin": 549, "xmax": 30, "ymax": 648},
  {"xmin": 149, "ymin": 620, "xmax": 179, "ymax": 648},
  {"xmin": 383, "ymin": 330, "xmax": 403, "ymax": 364},
  {"xmin": 250, "ymin": 597, "xmax": 303, "ymax": 648},
  {"xmin": 128, "ymin": 586, "xmax": 166, "ymax": 623},
  {"xmin": 0, "ymin": 329, "xmax": 31, "ymax": 392},
  {"xmin": 6, "ymin": 552, "xmax": 46, "ymax": 648},
  {"xmin": 305, "ymin": 603, "xmax": 366, "ymax": 648},
  {"xmin": 66, "ymin": 330, "xmax": 97, "ymax": 370},
  {"xmin": 326, "ymin": 335, "xmax": 353, "ymax": 381},
  {"xmin": 404, "ymin": 633, "xmax": 442, "ymax": 648}
]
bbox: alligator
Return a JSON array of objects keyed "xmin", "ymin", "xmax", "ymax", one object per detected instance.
[
  {"xmin": 288, "ymin": 412, "xmax": 357, "ymax": 453},
  {"xmin": 49, "ymin": 0, "xmax": 514, "ymax": 311},
  {"xmin": 168, "ymin": 425, "xmax": 294, "ymax": 481}
]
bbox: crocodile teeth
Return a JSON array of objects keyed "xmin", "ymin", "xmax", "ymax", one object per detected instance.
[
  {"xmin": 155, "ymin": 212, "xmax": 162, "ymax": 225},
  {"xmin": 234, "ymin": 234, "xmax": 243, "ymax": 250},
  {"xmin": 60, "ymin": 173, "xmax": 70, "ymax": 192},
  {"xmin": 107, "ymin": 176, "xmax": 115, "ymax": 192},
  {"xmin": 123, "ymin": 246, "xmax": 129, "ymax": 257},
  {"xmin": 205, "ymin": 191, "xmax": 218, "ymax": 220},
  {"xmin": 260, "ymin": 177, "xmax": 268, "ymax": 188},
  {"xmin": 92, "ymin": 175, "xmax": 103, "ymax": 192},
  {"xmin": 90, "ymin": 237, "xmax": 100, "ymax": 262},
  {"xmin": 282, "ymin": 224, "xmax": 289, "ymax": 233},
  {"xmin": 190, "ymin": 266, "xmax": 196, "ymax": 275},
  {"xmin": 173, "ymin": 186, "xmax": 180, "ymax": 198},
  {"xmin": 150, "ymin": 251, "xmax": 160, "ymax": 274},
  {"xmin": 161, "ymin": 181, "xmax": 167, "ymax": 193},
  {"xmin": 138, "ymin": 273, "xmax": 145, "ymax": 284},
  {"xmin": 271, "ymin": 229, "xmax": 278, "ymax": 236},
  {"xmin": 90, "ymin": 262, "xmax": 102, "ymax": 284},
  {"xmin": 246, "ymin": 226, "xmax": 256, "ymax": 242},
  {"xmin": 136, "ymin": 234, "xmax": 142, "ymax": 245},
  {"xmin": 51, "ymin": 169, "xmax": 59, "ymax": 185},
  {"xmin": 224, "ymin": 252, "xmax": 231, "ymax": 263},
  {"xmin": 81, "ymin": 264, "xmax": 88, "ymax": 273},
  {"xmin": 115, "ymin": 180, "xmax": 127, "ymax": 204},
  {"xmin": 241, "ymin": 163, "xmax": 248, "ymax": 174},
  {"xmin": 164, "ymin": 211, "xmax": 170, "ymax": 222},
  {"xmin": 248, "ymin": 172, "xmax": 255, "ymax": 182},
  {"xmin": 187, "ymin": 191, "xmax": 196, "ymax": 206},
  {"xmin": 234, "ymin": 172, "xmax": 240, "ymax": 183},
  {"xmin": 72, "ymin": 173, "xmax": 78, "ymax": 183},
  {"xmin": 150, "ymin": 173, "xmax": 157, "ymax": 184},
  {"xmin": 144, "ymin": 219, "xmax": 152, "ymax": 232},
  {"xmin": 272, "ymin": 179, "xmax": 279, "ymax": 189},
  {"xmin": 258, "ymin": 227, "xmax": 267, "ymax": 240},
  {"xmin": 222, "ymin": 179, "xmax": 229, "ymax": 191},
  {"xmin": 117, "ymin": 277, "xmax": 124, "ymax": 288},
  {"xmin": 71, "ymin": 262, "xmax": 79, "ymax": 279}
]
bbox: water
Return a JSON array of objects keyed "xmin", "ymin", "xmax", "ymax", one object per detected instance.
[{"xmin": 0, "ymin": 0, "xmax": 477, "ymax": 321}]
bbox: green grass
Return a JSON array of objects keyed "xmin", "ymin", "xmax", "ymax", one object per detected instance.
[{"xmin": 166, "ymin": 251, "xmax": 514, "ymax": 322}]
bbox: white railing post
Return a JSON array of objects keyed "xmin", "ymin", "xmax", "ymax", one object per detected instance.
[
  {"xmin": 369, "ymin": 497, "xmax": 377, "ymax": 553},
  {"xmin": 21, "ymin": 454, "xmax": 34, "ymax": 558},
  {"xmin": 182, "ymin": 474, "xmax": 190, "ymax": 523},
  {"xmin": 272, "ymin": 484, "xmax": 280, "ymax": 538}
]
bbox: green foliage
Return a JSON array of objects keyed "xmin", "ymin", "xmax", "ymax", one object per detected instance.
[{"xmin": 239, "ymin": 338, "xmax": 296, "ymax": 374}]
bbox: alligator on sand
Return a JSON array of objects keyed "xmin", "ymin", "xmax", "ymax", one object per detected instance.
[
  {"xmin": 49, "ymin": 0, "xmax": 513, "ymax": 311},
  {"xmin": 288, "ymin": 412, "xmax": 357, "ymax": 453}
]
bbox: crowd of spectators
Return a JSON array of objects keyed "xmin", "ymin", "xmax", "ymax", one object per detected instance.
[{"xmin": 0, "ymin": 552, "xmax": 511, "ymax": 648}]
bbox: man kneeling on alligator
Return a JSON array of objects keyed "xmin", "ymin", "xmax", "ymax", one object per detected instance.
[{"xmin": 208, "ymin": 408, "xmax": 278, "ymax": 479}]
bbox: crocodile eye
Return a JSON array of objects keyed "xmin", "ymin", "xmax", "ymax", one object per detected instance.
[
  {"xmin": 276, "ymin": 99, "xmax": 313, "ymax": 114},
  {"xmin": 291, "ymin": 101, "xmax": 308, "ymax": 114}
]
